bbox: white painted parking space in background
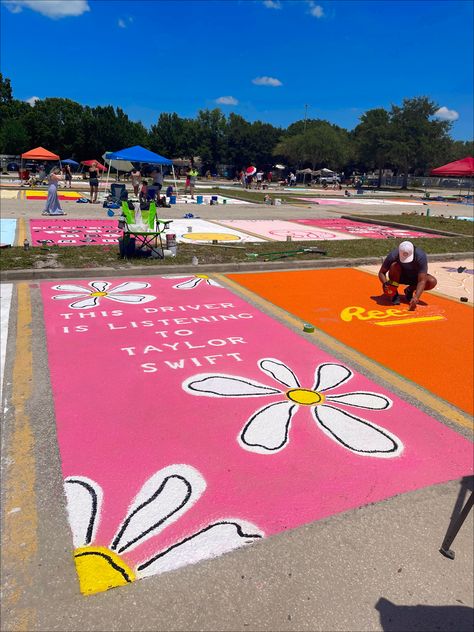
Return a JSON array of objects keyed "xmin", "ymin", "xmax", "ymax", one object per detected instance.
[{"xmin": 1, "ymin": 283, "xmax": 13, "ymax": 401}]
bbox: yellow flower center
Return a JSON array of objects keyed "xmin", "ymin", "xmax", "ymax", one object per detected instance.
[
  {"xmin": 286, "ymin": 388, "xmax": 324, "ymax": 405},
  {"xmin": 89, "ymin": 292, "xmax": 107, "ymax": 297},
  {"xmin": 74, "ymin": 546, "xmax": 135, "ymax": 595}
]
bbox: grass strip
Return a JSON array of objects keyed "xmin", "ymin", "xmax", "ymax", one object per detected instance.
[
  {"xmin": 360, "ymin": 214, "xmax": 474, "ymax": 236},
  {"xmin": 1, "ymin": 236, "xmax": 472, "ymax": 271}
]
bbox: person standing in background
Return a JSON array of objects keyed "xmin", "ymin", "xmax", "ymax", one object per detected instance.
[
  {"xmin": 89, "ymin": 162, "xmax": 100, "ymax": 204},
  {"xmin": 130, "ymin": 167, "xmax": 141, "ymax": 197},
  {"xmin": 42, "ymin": 167, "xmax": 65, "ymax": 216},
  {"xmin": 63, "ymin": 164, "xmax": 72, "ymax": 188}
]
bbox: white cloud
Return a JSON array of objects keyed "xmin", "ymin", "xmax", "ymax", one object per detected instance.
[
  {"xmin": 263, "ymin": 0, "xmax": 282, "ymax": 9},
  {"xmin": 4, "ymin": 0, "xmax": 90, "ymax": 18},
  {"xmin": 118, "ymin": 18, "xmax": 126, "ymax": 28},
  {"xmin": 25, "ymin": 96, "xmax": 40, "ymax": 106},
  {"xmin": 252, "ymin": 76, "xmax": 282, "ymax": 87},
  {"xmin": 216, "ymin": 96, "xmax": 239, "ymax": 105},
  {"xmin": 307, "ymin": 1, "xmax": 324, "ymax": 18},
  {"xmin": 434, "ymin": 106, "xmax": 459, "ymax": 122}
]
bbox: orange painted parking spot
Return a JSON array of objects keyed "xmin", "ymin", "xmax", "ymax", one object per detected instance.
[{"xmin": 227, "ymin": 269, "xmax": 474, "ymax": 415}]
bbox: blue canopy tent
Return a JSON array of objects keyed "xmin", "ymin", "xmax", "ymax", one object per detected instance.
[
  {"xmin": 104, "ymin": 145, "xmax": 177, "ymax": 196},
  {"xmin": 62, "ymin": 158, "xmax": 80, "ymax": 169}
]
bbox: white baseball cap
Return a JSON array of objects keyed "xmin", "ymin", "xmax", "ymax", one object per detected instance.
[{"xmin": 399, "ymin": 241, "xmax": 414, "ymax": 263}]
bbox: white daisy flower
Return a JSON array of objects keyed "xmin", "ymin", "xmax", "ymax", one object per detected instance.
[
  {"xmin": 163, "ymin": 274, "xmax": 222, "ymax": 290},
  {"xmin": 64, "ymin": 465, "xmax": 262, "ymax": 595},
  {"xmin": 183, "ymin": 359, "xmax": 403, "ymax": 457},
  {"xmin": 51, "ymin": 281, "xmax": 156, "ymax": 309}
]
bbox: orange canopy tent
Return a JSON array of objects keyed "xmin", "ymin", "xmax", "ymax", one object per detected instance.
[{"xmin": 21, "ymin": 146, "xmax": 60, "ymax": 161}]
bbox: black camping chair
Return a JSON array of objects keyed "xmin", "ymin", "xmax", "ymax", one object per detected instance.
[{"xmin": 109, "ymin": 183, "xmax": 127, "ymax": 203}]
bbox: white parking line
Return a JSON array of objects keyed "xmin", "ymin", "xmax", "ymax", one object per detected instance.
[{"xmin": 1, "ymin": 283, "xmax": 13, "ymax": 402}]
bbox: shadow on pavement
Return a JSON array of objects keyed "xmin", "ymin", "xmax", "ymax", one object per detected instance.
[{"xmin": 375, "ymin": 597, "xmax": 474, "ymax": 631}]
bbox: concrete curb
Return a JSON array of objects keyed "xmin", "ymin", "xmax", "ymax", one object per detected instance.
[
  {"xmin": 2, "ymin": 252, "xmax": 472, "ymax": 282},
  {"xmin": 341, "ymin": 214, "xmax": 472, "ymax": 237}
]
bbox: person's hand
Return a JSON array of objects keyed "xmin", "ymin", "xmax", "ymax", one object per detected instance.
[{"xmin": 409, "ymin": 296, "xmax": 419, "ymax": 311}]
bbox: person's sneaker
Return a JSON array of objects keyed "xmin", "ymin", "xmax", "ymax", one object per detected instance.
[
  {"xmin": 391, "ymin": 293, "xmax": 401, "ymax": 305},
  {"xmin": 404, "ymin": 287, "xmax": 414, "ymax": 302}
]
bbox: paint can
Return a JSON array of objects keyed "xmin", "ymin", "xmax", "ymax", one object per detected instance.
[
  {"xmin": 196, "ymin": 195, "xmax": 203, "ymax": 204},
  {"xmin": 303, "ymin": 323, "xmax": 314, "ymax": 333},
  {"xmin": 166, "ymin": 233, "xmax": 177, "ymax": 256},
  {"xmin": 170, "ymin": 195, "xmax": 177, "ymax": 205},
  {"xmin": 223, "ymin": 199, "xmax": 227, "ymax": 204},
  {"xmin": 286, "ymin": 235, "xmax": 292, "ymax": 241},
  {"xmin": 383, "ymin": 280, "xmax": 399, "ymax": 297},
  {"xmin": 211, "ymin": 195, "xmax": 218, "ymax": 203},
  {"xmin": 187, "ymin": 226, "xmax": 193, "ymax": 233}
]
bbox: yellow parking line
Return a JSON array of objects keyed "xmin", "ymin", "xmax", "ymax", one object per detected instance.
[
  {"xmin": 215, "ymin": 273, "xmax": 473, "ymax": 432},
  {"xmin": 2, "ymin": 283, "xmax": 37, "ymax": 631},
  {"xmin": 17, "ymin": 217, "xmax": 26, "ymax": 247}
]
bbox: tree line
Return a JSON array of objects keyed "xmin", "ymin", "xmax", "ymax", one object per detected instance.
[{"xmin": 0, "ymin": 74, "xmax": 471, "ymax": 186}]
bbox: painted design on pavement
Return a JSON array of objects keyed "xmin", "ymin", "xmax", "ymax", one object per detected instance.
[
  {"xmin": 29, "ymin": 219, "xmax": 121, "ymax": 247},
  {"xmin": 293, "ymin": 218, "xmax": 441, "ymax": 239},
  {"xmin": 216, "ymin": 219, "xmax": 356, "ymax": 241},
  {"xmin": 26, "ymin": 189, "xmax": 82, "ymax": 200},
  {"xmin": 0, "ymin": 190, "xmax": 19, "ymax": 199},
  {"xmin": 183, "ymin": 359, "xmax": 401, "ymax": 457},
  {"xmin": 41, "ymin": 276, "xmax": 473, "ymax": 595},
  {"xmin": 165, "ymin": 219, "xmax": 263, "ymax": 243},
  {"xmin": 163, "ymin": 275, "xmax": 223, "ymax": 290},
  {"xmin": 65, "ymin": 465, "xmax": 262, "ymax": 595},
  {"xmin": 300, "ymin": 197, "xmax": 424, "ymax": 206},
  {"xmin": 227, "ymin": 268, "xmax": 474, "ymax": 414},
  {"xmin": 0, "ymin": 218, "xmax": 17, "ymax": 246},
  {"xmin": 0, "ymin": 284, "xmax": 13, "ymax": 401},
  {"xmin": 361, "ymin": 259, "xmax": 474, "ymax": 304},
  {"xmin": 51, "ymin": 281, "xmax": 156, "ymax": 309}
]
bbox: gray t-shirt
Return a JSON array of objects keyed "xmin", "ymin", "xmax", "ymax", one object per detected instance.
[{"xmin": 382, "ymin": 247, "xmax": 428, "ymax": 277}]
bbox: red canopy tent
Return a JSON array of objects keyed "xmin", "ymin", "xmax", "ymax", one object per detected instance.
[
  {"xmin": 430, "ymin": 157, "xmax": 474, "ymax": 177},
  {"xmin": 21, "ymin": 146, "xmax": 60, "ymax": 161},
  {"xmin": 81, "ymin": 160, "xmax": 106, "ymax": 171}
]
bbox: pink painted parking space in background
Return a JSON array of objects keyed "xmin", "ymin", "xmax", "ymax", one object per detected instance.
[
  {"xmin": 30, "ymin": 219, "xmax": 121, "ymax": 246},
  {"xmin": 300, "ymin": 198, "xmax": 424, "ymax": 206},
  {"xmin": 217, "ymin": 219, "xmax": 356, "ymax": 241},
  {"xmin": 293, "ymin": 218, "xmax": 441, "ymax": 239},
  {"xmin": 41, "ymin": 276, "xmax": 472, "ymax": 595}
]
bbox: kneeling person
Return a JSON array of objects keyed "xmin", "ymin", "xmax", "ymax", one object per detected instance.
[{"xmin": 378, "ymin": 241, "xmax": 437, "ymax": 310}]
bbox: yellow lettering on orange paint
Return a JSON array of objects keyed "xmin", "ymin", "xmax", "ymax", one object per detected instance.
[{"xmin": 340, "ymin": 305, "xmax": 410, "ymax": 323}]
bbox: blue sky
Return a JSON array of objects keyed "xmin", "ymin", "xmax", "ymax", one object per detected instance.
[{"xmin": 1, "ymin": 0, "xmax": 473, "ymax": 140}]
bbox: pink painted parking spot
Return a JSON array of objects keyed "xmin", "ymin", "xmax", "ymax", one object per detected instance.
[
  {"xmin": 293, "ymin": 218, "xmax": 441, "ymax": 239},
  {"xmin": 29, "ymin": 219, "xmax": 121, "ymax": 246},
  {"xmin": 41, "ymin": 276, "xmax": 472, "ymax": 595},
  {"xmin": 217, "ymin": 219, "xmax": 356, "ymax": 240}
]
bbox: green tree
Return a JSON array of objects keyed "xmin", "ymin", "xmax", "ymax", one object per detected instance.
[
  {"xmin": 353, "ymin": 108, "xmax": 391, "ymax": 186},
  {"xmin": 0, "ymin": 118, "xmax": 30, "ymax": 154},
  {"xmin": 388, "ymin": 97, "xmax": 452, "ymax": 188},
  {"xmin": 224, "ymin": 113, "xmax": 253, "ymax": 167},
  {"xmin": 0, "ymin": 73, "xmax": 13, "ymax": 106},
  {"xmin": 194, "ymin": 108, "xmax": 226, "ymax": 168},
  {"xmin": 149, "ymin": 113, "xmax": 186, "ymax": 158},
  {"xmin": 274, "ymin": 119, "xmax": 350, "ymax": 170}
]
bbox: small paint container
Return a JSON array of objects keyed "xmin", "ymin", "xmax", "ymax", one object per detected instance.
[{"xmin": 303, "ymin": 323, "xmax": 314, "ymax": 333}]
